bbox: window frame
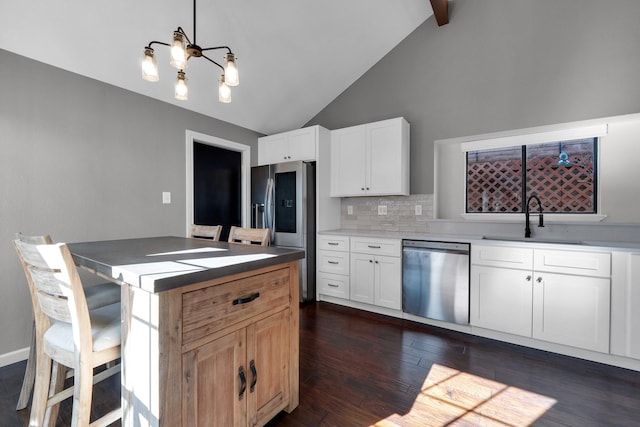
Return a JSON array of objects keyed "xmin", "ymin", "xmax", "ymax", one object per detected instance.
[
  {"xmin": 464, "ymin": 139, "xmax": 599, "ymax": 215},
  {"xmin": 458, "ymin": 124, "xmax": 607, "ymax": 223}
]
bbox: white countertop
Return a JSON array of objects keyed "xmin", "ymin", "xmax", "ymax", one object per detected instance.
[{"xmin": 319, "ymin": 229, "xmax": 640, "ymax": 252}]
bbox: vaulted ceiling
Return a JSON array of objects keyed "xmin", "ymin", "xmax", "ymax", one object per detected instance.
[{"xmin": 1, "ymin": 0, "xmax": 433, "ymax": 135}]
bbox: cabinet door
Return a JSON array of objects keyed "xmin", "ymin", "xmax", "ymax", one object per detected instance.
[
  {"xmin": 374, "ymin": 255, "xmax": 401, "ymax": 310},
  {"xmin": 350, "ymin": 253, "xmax": 375, "ymax": 304},
  {"xmin": 247, "ymin": 310, "xmax": 290, "ymax": 427},
  {"xmin": 330, "ymin": 125, "xmax": 366, "ymax": 196},
  {"xmin": 258, "ymin": 134, "xmax": 289, "ymax": 165},
  {"xmin": 366, "ymin": 119, "xmax": 407, "ymax": 195},
  {"xmin": 287, "ymin": 127, "xmax": 316, "ymax": 162},
  {"xmin": 532, "ymin": 272, "xmax": 610, "ymax": 353},
  {"xmin": 610, "ymin": 252, "xmax": 640, "ymax": 359},
  {"xmin": 470, "ymin": 265, "xmax": 533, "ymax": 337},
  {"xmin": 366, "ymin": 118, "xmax": 409, "ymax": 195},
  {"xmin": 182, "ymin": 329, "xmax": 247, "ymax": 427}
]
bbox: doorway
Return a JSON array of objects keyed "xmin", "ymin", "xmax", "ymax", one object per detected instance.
[{"xmin": 185, "ymin": 130, "xmax": 251, "ymax": 240}]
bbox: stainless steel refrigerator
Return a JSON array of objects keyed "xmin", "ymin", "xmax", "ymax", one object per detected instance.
[{"xmin": 251, "ymin": 161, "xmax": 316, "ymax": 302}]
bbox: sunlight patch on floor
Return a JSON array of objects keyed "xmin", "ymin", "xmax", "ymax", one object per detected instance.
[{"xmin": 372, "ymin": 363, "xmax": 557, "ymax": 427}]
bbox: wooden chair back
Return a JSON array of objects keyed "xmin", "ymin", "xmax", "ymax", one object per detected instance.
[
  {"xmin": 13, "ymin": 239, "xmax": 122, "ymax": 426},
  {"xmin": 227, "ymin": 226, "xmax": 270, "ymax": 246},
  {"xmin": 190, "ymin": 224, "xmax": 222, "ymax": 241}
]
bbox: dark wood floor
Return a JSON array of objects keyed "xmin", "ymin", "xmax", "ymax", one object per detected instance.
[{"xmin": 2, "ymin": 301, "xmax": 640, "ymax": 426}]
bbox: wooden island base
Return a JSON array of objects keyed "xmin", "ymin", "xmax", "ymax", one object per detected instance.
[{"xmin": 121, "ymin": 261, "xmax": 300, "ymax": 427}]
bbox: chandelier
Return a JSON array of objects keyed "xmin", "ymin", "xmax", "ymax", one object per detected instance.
[{"xmin": 141, "ymin": 0, "xmax": 239, "ymax": 103}]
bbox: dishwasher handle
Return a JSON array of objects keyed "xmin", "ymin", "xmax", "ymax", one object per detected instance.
[{"xmin": 402, "ymin": 240, "xmax": 470, "ymax": 253}]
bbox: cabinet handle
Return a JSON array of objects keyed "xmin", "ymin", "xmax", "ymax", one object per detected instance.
[
  {"xmin": 327, "ymin": 261, "xmax": 339, "ymax": 265},
  {"xmin": 368, "ymin": 245, "xmax": 381, "ymax": 249},
  {"xmin": 375, "ymin": 260, "xmax": 379, "ymax": 264},
  {"xmin": 366, "ymin": 187, "xmax": 370, "ymax": 190},
  {"xmin": 361, "ymin": 187, "xmax": 365, "ymax": 191},
  {"xmin": 536, "ymin": 277, "xmax": 543, "ymax": 283},
  {"xmin": 238, "ymin": 367, "xmax": 247, "ymax": 400},
  {"xmin": 233, "ymin": 292, "xmax": 260, "ymax": 305},
  {"xmin": 369, "ymin": 259, "xmax": 373, "ymax": 263},
  {"xmin": 327, "ymin": 283, "xmax": 339, "ymax": 287},
  {"xmin": 327, "ymin": 242, "xmax": 339, "ymax": 246},
  {"xmin": 249, "ymin": 360, "xmax": 257, "ymax": 393},
  {"xmin": 526, "ymin": 275, "xmax": 532, "ymax": 281}
]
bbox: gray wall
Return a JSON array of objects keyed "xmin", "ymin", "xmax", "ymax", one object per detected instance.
[
  {"xmin": 307, "ymin": 0, "xmax": 640, "ymax": 195},
  {"xmin": 0, "ymin": 49, "xmax": 260, "ymax": 357}
]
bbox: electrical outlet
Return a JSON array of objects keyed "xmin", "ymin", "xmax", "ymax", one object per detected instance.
[
  {"xmin": 378, "ymin": 205, "xmax": 387, "ymax": 215},
  {"xmin": 347, "ymin": 205, "xmax": 353, "ymax": 215},
  {"xmin": 415, "ymin": 204, "xmax": 422, "ymax": 216},
  {"xmin": 162, "ymin": 192, "xmax": 171, "ymax": 204}
]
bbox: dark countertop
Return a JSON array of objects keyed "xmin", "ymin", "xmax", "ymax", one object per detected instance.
[{"xmin": 69, "ymin": 236, "xmax": 305, "ymax": 293}]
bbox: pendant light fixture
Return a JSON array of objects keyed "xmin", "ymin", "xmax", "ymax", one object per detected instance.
[{"xmin": 141, "ymin": 0, "xmax": 239, "ymax": 103}]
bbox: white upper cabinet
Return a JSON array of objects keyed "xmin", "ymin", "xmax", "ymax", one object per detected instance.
[
  {"xmin": 330, "ymin": 117, "xmax": 409, "ymax": 197},
  {"xmin": 258, "ymin": 126, "xmax": 317, "ymax": 165}
]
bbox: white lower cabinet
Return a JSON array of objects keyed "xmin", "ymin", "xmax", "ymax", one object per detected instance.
[
  {"xmin": 471, "ymin": 244, "xmax": 611, "ymax": 353},
  {"xmin": 317, "ymin": 235, "xmax": 350, "ymax": 300},
  {"xmin": 608, "ymin": 252, "xmax": 640, "ymax": 360},
  {"xmin": 532, "ymin": 272, "xmax": 610, "ymax": 353},
  {"xmin": 350, "ymin": 238, "xmax": 401, "ymax": 310},
  {"xmin": 470, "ymin": 266, "xmax": 533, "ymax": 337},
  {"xmin": 318, "ymin": 234, "xmax": 401, "ymax": 311}
]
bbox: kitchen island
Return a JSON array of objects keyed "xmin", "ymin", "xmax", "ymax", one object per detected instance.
[{"xmin": 69, "ymin": 236, "xmax": 304, "ymax": 427}]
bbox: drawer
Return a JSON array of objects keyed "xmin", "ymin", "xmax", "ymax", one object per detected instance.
[
  {"xmin": 182, "ymin": 267, "xmax": 290, "ymax": 345},
  {"xmin": 318, "ymin": 234, "xmax": 349, "ymax": 252},
  {"xmin": 318, "ymin": 250, "xmax": 349, "ymax": 275},
  {"xmin": 534, "ymin": 249, "xmax": 611, "ymax": 277},
  {"xmin": 472, "ymin": 245, "xmax": 533, "ymax": 270},
  {"xmin": 351, "ymin": 237, "xmax": 401, "ymax": 257},
  {"xmin": 318, "ymin": 272, "xmax": 349, "ymax": 299}
]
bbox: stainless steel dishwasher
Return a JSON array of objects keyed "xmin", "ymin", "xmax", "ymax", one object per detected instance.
[{"xmin": 402, "ymin": 240, "xmax": 470, "ymax": 324}]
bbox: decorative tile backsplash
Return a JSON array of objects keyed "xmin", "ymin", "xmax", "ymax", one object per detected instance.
[{"xmin": 340, "ymin": 194, "xmax": 434, "ymax": 232}]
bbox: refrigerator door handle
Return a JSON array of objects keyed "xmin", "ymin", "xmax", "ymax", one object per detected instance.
[{"xmin": 265, "ymin": 177, "xmax": 275, "ymax": 244}]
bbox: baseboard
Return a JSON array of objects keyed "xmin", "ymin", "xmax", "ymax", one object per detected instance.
[{"xmin": 0, "ymin": 346, "xmax": 29, "ymax": 368}]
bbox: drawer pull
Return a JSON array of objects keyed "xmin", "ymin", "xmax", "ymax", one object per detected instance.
[
  {"xmin": 327, "ymin": 283, "xmax": 339, "ymax": 288},
  {"xmin": 233, "ymin": 292, "xmax": 260, "ymax": 305},
  {"xmin": 249, "ymin": 360, "xmax": 257, "ymax": 393},
  {"xmin": 368, "ymin": 245, "xmax": 381, "ymax": 249},
  {"xmin": 239, "ymin": 366, "xmax": 247, "ymax": 400},
  {"xmin": 328, "ymin": 242, "xmax": 339, "ymax": 246},
  {"xmin": 327, "ymin": 261, "xmax": 339, "ymax": 265}
]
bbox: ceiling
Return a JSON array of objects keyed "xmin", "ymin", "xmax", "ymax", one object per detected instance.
[{"xmin": 0, "ymin": 0, "xmax": 432, "ymax": 135}]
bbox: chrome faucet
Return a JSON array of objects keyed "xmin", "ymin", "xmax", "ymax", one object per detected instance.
[{"xmin": 525, "ymin": 195, "xmax": 544, "ymax": 238}]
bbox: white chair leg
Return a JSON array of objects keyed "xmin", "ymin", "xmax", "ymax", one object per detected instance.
[
  {"xmin": 29, "ymin": 348, "xmax": 52, "ymax": 427},
  {"xmin": 71, "ymin": 362, "xmax": 94, "ymax": 427},
  {"xmin": 16, "ymin": 322, "xmax": 36, "ymax": 410},
  {"xmin": 44, "ymin": 362, "xmax": 66, "ymax": 427}
]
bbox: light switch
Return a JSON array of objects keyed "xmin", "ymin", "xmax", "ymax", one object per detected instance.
[
  {"xmin": 415, "ymin": 204, "xmax": 422, "ymax": 216},
  {"xmin": 162, "ymin": 192, "xmax": 171, "ymax": 204},
  {"xmin": 378, "ymin": 205, "xmax": 387, "ymax": 215},
  {"xmin": 347, "ymin": 205, "xmax": 353, "ymax": 215}
]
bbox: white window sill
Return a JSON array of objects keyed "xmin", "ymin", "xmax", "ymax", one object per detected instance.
[{"xmin": 460, "ymin": 213, "xmax": 607, "ymax": 224}]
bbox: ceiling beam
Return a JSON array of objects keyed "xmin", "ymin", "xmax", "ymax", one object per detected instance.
[{"xmin": 429, "ymin": 0, "xmax": 449, "ymax": 26}]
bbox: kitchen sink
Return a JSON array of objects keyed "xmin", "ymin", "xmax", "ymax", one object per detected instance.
[{"xmin": 481, "ymin": 235, "xmax": 584, "ymax": 245}]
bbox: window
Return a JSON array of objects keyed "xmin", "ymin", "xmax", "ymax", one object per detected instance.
[{"xmin": 466, "ymin": 138, "xmax": 598, "ymax": 214}]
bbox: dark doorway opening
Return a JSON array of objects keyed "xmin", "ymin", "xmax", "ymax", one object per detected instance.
[{"xmin": 193, "ymin": 142, "xmax": 242, "ymax": 241}]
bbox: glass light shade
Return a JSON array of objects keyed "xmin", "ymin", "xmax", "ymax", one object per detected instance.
[
  {"xmin": 219, "ymin": 75, "xmax": 231, "ymax": 103},
  {"xmin": 224, "ymin": 53, "xmax": 239, "ymax": 86},
  {"xmin": 141, "ymin": 48, "xmax": 159, "ymax": 82},
  {"xmin": 175, "ymin": 71, "xmax": 188, "ymax": 100},
  {"xmin": 170, "ymin": 31, "xmax": 187, "ymax": 70}
]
